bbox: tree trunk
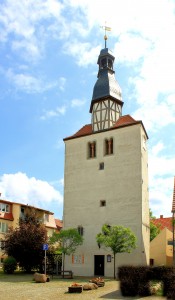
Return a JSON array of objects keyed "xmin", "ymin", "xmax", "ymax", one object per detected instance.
[
  {"xmin": 113, "ymin": 253, "xmax": 116, "ymax": 279},
  {"xmin": 62, "ymin": 253, "xmax": 65, "ymax": 279}
]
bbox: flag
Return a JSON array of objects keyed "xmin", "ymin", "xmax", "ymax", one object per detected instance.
[{"xmin": 105, "ymin": 26, "xmax": 111, "ymax": 31}]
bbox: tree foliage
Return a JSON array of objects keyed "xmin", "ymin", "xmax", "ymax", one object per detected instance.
[
  {"xmin": 96, "ymin": 224, "xmax": 137, "ymax": 279},
  {"xmin": 150, "ymin": 209, "xmax": 161, "ymax": 241},
  {"xmin": 3, "ymin": 256, "xmax": 17, "ymax": 274},
  {"xmin": 49, "ymin": 228, "xmax": 83, "ymax": 277},
  {"xmin": 2, "ymin": 209, "xmax": 47, "ymax": 272}
]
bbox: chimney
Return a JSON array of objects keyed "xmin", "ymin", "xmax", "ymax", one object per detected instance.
[{"xmin": 160, "ymin": 215, "xmax": 163, "ymax": 218}]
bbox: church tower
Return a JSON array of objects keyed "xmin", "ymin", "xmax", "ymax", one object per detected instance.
[{"xmin": 63, "ymin": 37, "xmax": 149, "ymax": 277}]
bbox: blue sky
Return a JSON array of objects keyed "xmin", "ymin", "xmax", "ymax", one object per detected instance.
[{"xmin": 0, "ymin": 0, "xmax": 175, "ymax": 219}]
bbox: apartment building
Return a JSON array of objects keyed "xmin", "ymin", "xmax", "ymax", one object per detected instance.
[{"xmin": 0, "ymin": 198, "xmax": 58, "ymax": 266}]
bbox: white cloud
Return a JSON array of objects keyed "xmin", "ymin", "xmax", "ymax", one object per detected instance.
[
  {"xmin": 151, "ymin": 142, "xmax": 164, "ymax": 156},
  {"xmin": 58, "ymin": 77, "xmax": 66, "ymax": 91},
  {"xmin": 0, "ymin": 172, "xmax": 63, "ymax": 210},
  {"xmin": 0, "ymin": 0, "xmax": 63, "ymax": 58},
  {"xmin": 71, "ymin": 98, "xmax": 86, "ymax": 107},
  {"xmin": 6, "ymin": 68, "xmax": 58, "ymax": 93},
  {"xmin": 50, "ymin": 178, "xmax": 64, "ymax": 187},
  {"xmin": 40, "ymin": 106, "xmax": 66, "ymax": 120},
  {"xmin": 149, "ymin": 152, "xmax": 175, "ymax": 180},
  {"xmin": 148, "ymin": 143, "xmax": 175, "ymax": 217},
  {"xmin": 12, "ymin": 39, "xmax": 41, "ymax": 61},
  {"xmin": 114, "ymin": 33, "xmax": 152, "ymax": 64},
  {"xmin": 149, "ymin": 176, "xmax": 174, "ymax": 218},
  {"xmin": 63, "ymin": 41, "xmax": 101, "ymax": 66},
  {"xmin": 133, "ymin": 98, "xmax": 175, "ymax": 132}
]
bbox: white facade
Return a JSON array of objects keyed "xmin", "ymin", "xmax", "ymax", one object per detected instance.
[{"xmin": 63, "ymin": 122, "xmax": 149, "ymax": 277}]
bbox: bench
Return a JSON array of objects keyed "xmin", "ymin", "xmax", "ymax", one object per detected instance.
[
  {"xmin": 61, "ymin": 270, "xmax": 73, "ymax": 279},
  {"xmin": 52, "ymin": 270, "xmax": 73, "ymax": 279}
]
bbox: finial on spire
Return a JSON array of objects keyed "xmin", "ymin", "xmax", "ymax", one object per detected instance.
[{"xmin": 100, "ymin": 22, "xmax": 111, "ymax": 48}]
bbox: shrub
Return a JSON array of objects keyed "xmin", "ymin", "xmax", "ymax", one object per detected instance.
[
  {"xmin": 3, "ymin": 256, "xmax": 17, "ymax": 274},
  {"xmin": 118, "ymin": 265, "xmax": 175, "ymax": 297},
  {"xmin": 120, "ymin": 279, "xmax": 138, "ymax": 297},
  {"xmin": 118, "ymin": 266, "xmax": 151, "ymax": 297}
]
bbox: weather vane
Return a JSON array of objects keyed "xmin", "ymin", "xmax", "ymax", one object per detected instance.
[{"xmin": 100, "ymin": 22, "xmax": 111, "ymax": 48}]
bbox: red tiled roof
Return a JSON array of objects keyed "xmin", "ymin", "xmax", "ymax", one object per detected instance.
[
  {"xmin": 63, "ymin": 124, "xmax": 92, "ymax": 140},
  {"xmin": 64, "ymin": 115, "xmax": 148, "ymax": 141},
  {"xmin": 151, "ymin": 216, "xmax": 172, "ymax": 232},
  {"xmin": 55, "ymin": 218, "xmax": 63, "ymax": 229},
  {"xmin": 114, "ymin": 115, "xmax": 137, "ymax": 127},
  {"xmin": 172, "ymin": 177, "xmax": 175, "ymax": 212}
]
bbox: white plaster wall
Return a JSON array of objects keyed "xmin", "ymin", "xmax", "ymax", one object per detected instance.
[{"xmin": 63, "ymin": 124, "xmax": 149, "ymax": 277}]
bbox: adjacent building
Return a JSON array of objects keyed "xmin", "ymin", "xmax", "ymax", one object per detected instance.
[
  {"xmin": 63, "ymin": 42, "xmax": 149, "ymax": 277},
  {"xmin": 0, "ymin": 198, "xmax": 59, "ymax": 266},
  {"xmin": 150, "ymin": 177, "xmax": 175, "ymax": 266},
  {"xmin": 150, "ymin": 215, "xmax": 173, "ymax": 266}
]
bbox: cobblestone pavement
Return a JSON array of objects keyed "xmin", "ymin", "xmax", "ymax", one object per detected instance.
[{"xmin": 0, "ymin": 274, "xmax": 166, "ymax": 300}]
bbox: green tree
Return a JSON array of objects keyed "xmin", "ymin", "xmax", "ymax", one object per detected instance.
[
  {"xmin": 3, "ymin": 256, "xmax": 17, "ymax": 274},
  {"xmin": 49, "ymin": 228, "xmax": 83, "ymax": 278},
  {"xmin": 150, "ymin": 209, "xmax": 160, "ymax": 241},
  {"xmin": 2, "ymin": 209, "xmax": 47, "ymax": 272},
  {"xmin": 96, "ymin": 224, "xmax": 137, "ymax": 279}
]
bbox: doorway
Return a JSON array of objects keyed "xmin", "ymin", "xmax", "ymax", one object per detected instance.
[{"xmin": 94, "ymin": 255, "xmax": 104, "ymax": 276}]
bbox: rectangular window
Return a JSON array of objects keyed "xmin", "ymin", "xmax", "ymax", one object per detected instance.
[
  {"xmin": 21, "ymin": 207, "xmax": 25, "ymax": 213},
  {"xmin": 99, "ymin": 162, "xmax": 104, "ymax": 170},
  {"xmin": 100, "ymin": 200, "xmax": 106, "ymax": 207},
  {"xmin": 77, "ymin": 226, "xmax": 84, "ymax": 236},
  {"xmin": 44, "ymin": 214, "xmax": 49, "ymax": 222},
  {"xmin": 105, "ymin": 138, "xmax": 113, "ymax": 155},
  {"xmin": 0, "ymin": 203, "xmax": 10, "ymax": 213},
  {"xmin": 88, "ymin": 141, "xmax": 96, "ymax": 158},
  {"xmin": 0, "ymin": 222, "xmax": 8, "ymax": 233},
  {"xmin": 20, "ymin": 207, "xmax": 25, "ymax": 220}
]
